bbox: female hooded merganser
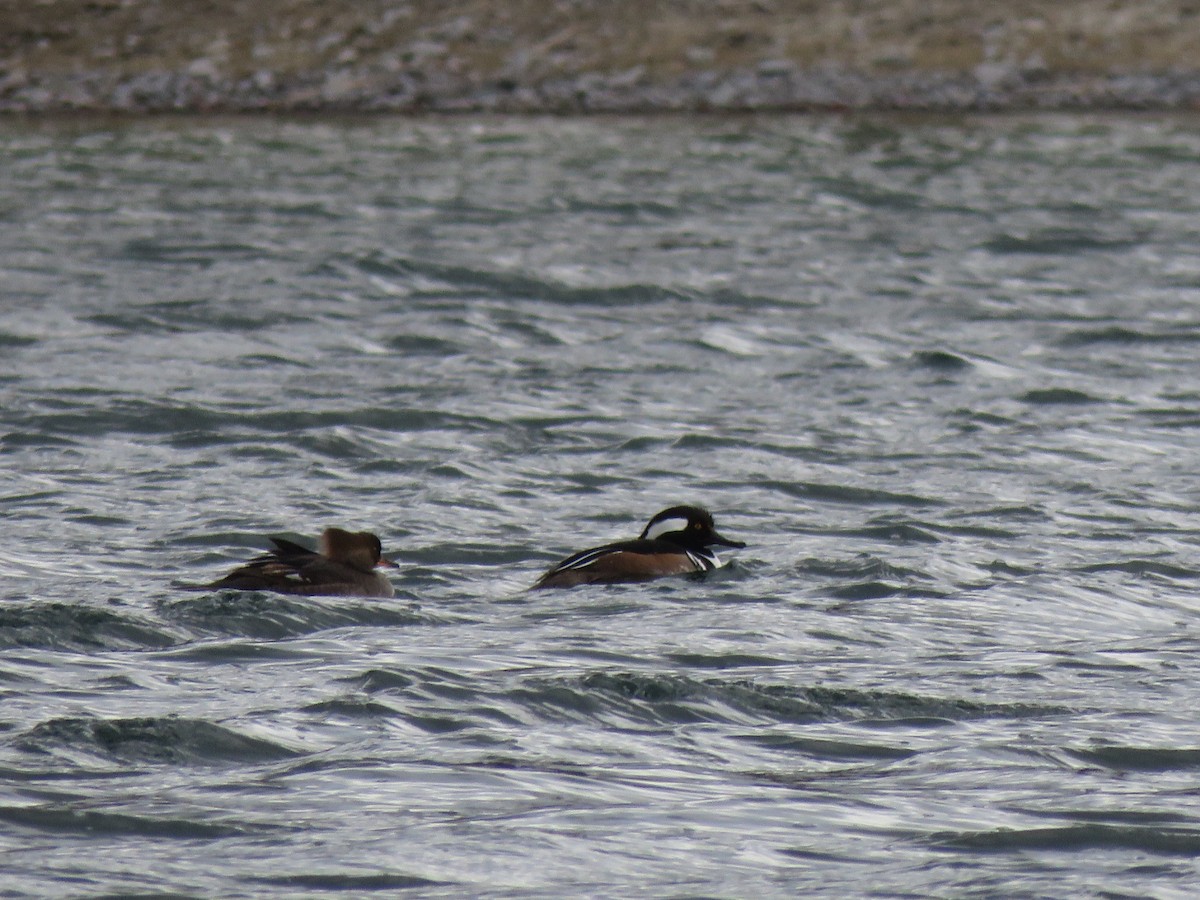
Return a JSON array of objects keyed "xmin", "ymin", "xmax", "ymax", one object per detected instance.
[
  {"xmin": 532, "ymin": 505, "xmax": 745, "ymax": 589},
  {"xmin": 198, "ymin": 528, "xmax": 398, "ymax": 598}
]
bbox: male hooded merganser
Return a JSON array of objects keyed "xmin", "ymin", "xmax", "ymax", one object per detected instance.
[
  {"xmin": 198, "ymin": 528, "xmax": 398, "ymax": 598},
  {"xmin": 532, "ymin": 505, "xmax": 745, "ymax": 589}
]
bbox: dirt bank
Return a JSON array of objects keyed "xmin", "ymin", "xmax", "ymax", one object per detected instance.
[{"xmin": 4, "ymin": 0, "xmax": 1200, "ymax": 113}]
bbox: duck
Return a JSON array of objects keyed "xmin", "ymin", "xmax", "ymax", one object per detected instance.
[
  {"xmin": 532, "ymin": 505, "xmax": 745, "ymax": 589},
  {"xmin": 198, "ymin": 528, "xmax": 398, "ymax": 598}
]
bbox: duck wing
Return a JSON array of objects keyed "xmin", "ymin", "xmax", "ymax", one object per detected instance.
[{"xmin": 200, "ymin": 537, "xmax": 322, "ymax": 593}]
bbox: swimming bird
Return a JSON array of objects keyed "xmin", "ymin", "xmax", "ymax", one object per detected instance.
[
  {"xmin": 198, "ymin": 528, "xmax": 398, "ymax": 598},
  {"xmin": 532, "ymin": 505, "xmax": 745, "ymax": 589}
]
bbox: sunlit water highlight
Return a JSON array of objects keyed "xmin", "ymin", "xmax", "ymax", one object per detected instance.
[{"xmin": 4, "ymin": 114, "xmax": 1200, "ymax": 896}]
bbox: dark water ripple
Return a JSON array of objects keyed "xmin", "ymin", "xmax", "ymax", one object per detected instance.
[
  {"xmin": 20, "ymin": 715, "xmax": 304, "ymax": 765},
  {"xmin": 3, "ymin": 115, "xmax": 1200, "ymax": 897}
]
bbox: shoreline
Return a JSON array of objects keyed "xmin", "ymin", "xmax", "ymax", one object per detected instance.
[
  {"xmin": 5, "ymin": 1, "xmax": 1200, "ymax": 115},
  {"xmin": 6, "ymin": 68, "xmax": 1200, "ymax": 116}
]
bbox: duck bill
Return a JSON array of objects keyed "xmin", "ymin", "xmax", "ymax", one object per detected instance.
[
  {"xmin": 375, "ymin": 557, "xmax": 400, "ymax": 569},
  {"xmin": 710, "ymin": 532, "xmax": 746, "ymax": 549}
]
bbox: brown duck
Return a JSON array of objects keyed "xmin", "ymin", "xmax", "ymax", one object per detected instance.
[{"xmin": 199, "ymin": 528, "xmax": 398, "ymax": 598}]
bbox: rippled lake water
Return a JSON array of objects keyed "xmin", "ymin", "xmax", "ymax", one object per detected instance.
[{"xmin": 4, "ymin": 113, "xmax": 1200, "ymax": 896}]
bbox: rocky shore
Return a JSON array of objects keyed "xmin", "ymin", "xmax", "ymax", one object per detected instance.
[{"xmin": 5, "ymin": 0, "xmax": 1200, "ymax": 114}]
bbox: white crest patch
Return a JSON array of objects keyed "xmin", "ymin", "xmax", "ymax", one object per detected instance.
[{"xmin": 643, "ymin": 517, "xmax": 690, "ymax": 541}]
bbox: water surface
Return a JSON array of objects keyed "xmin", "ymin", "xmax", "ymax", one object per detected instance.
[{"xmin": 3, "ymin": 114, "xmax": 1200, "ymax": 897}]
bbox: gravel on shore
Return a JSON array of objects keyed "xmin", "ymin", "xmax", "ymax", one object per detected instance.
[{"xmin": 5, "ymin": 1, "xmax": 1200, "ymax": 114}]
